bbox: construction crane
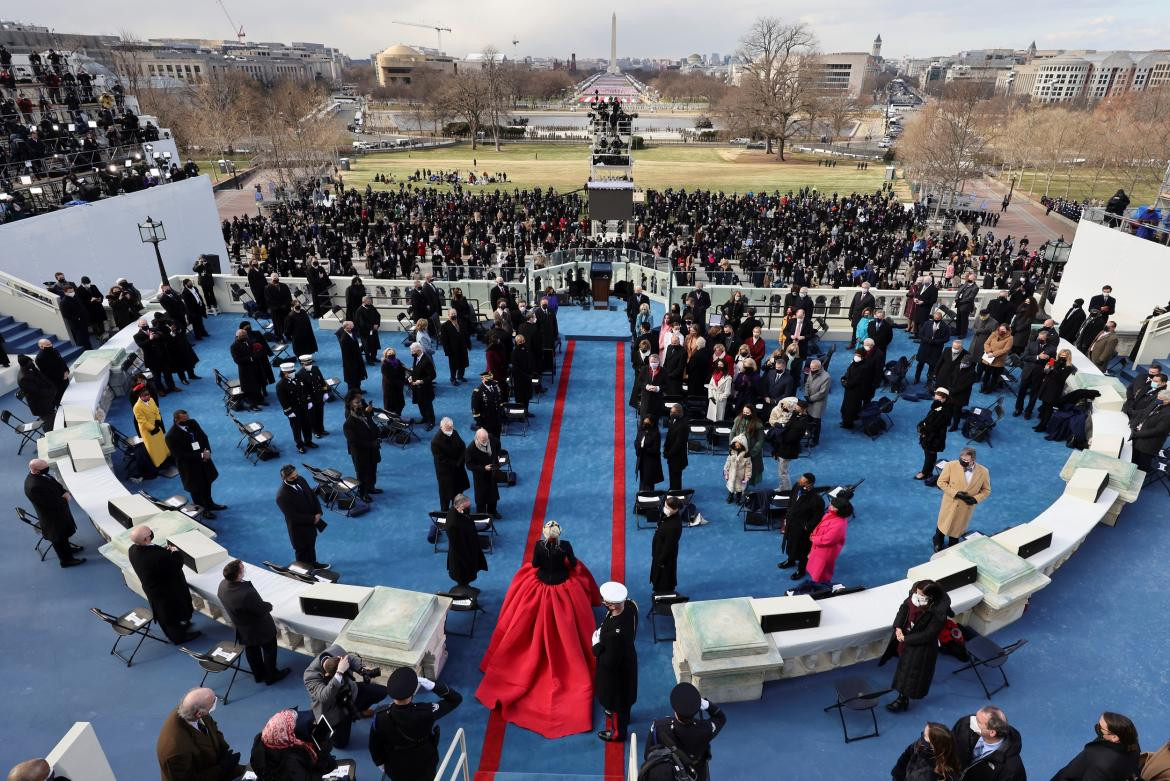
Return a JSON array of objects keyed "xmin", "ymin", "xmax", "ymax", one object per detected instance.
[
  {"xmin": 215, "ymin": 0, "xmax": 246, "ymax": 42},
  {"xmin": 392, "ymin": 20, "xmax": 452, "ymax": 53}
]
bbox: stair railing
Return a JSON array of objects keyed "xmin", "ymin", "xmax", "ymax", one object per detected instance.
[
  {"xmin": 1134, "ymin": 310, "xmax": 1170, "ymax": 367},
  {"xmin": 0, "ymin": 270, "xmax": 72, "ymax": 342},
  {"xmin": 433, "ymin": 726, "xmax": 470, "ymax": 781}
]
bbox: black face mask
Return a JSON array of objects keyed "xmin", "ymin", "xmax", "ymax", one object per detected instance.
[{"xmin": 1094, "ymin": 724, "xmax": 1104, "ymax": 740}]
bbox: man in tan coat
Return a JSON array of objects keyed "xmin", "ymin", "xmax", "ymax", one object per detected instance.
[
  {"xmin": 156, "ymin": 687, "xmax": 244, "ymax": 781},
  {"xmin": 1088, "ymin": 320, "xmax": 1119, "ymax": 371},
  {"xmin": 978, "ymin": 325, "xmax": 1014, "ymax": 394},
  {"xmin": 934, "ymin": 447, "xmax": 991, "ymax": 551}
]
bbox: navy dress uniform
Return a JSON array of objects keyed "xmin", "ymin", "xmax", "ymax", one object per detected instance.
[
  {"xmin": 594, "ymin": 581, "xmax": 639, "ymax": 743},
  {"xmin": 276, "ymin": 363, "xmax": 317, "ymax": 453},
  {"xmin": 644, "ymin": 683, "xmax": 727, "ymax": 781},
  {"xmin": 369, "ymin": 667, "xmax": 463, "ymax": 781},
  {"xmin": 296, "ymin": 355, "xmax": 330, "ymax": 437}
]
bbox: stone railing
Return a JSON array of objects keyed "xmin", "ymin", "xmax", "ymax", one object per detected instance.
[
  {"xmin": 669, "ymin": 338, "xmax": 1141, "ymax": 701},
  {"xmin": 42, "ymin": 320, "xmax": 452, "ymax": 682}
]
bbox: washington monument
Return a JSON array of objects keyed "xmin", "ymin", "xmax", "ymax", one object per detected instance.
[{"xmin": 607, "ymin": 12, "xmax": 620, "ymax": 74}]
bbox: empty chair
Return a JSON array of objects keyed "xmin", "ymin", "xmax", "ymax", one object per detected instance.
[
  {"xmin": 437, "ymin": 591, "xmax": 488, "ymax": 637},
  {"xmin": 962, "ymin": 396, "xmax": 1005, "ymax": 447},
  {"xmin": 633, "ymin": 490, "xmax": 665, "ymax": 530},
  {"xmin": 823, "ymin": 676, "xmax": 891, "ymax": 743},
  {"xmin": 1, "ymin": 409, "xmax": 44, "ymax": 455},
  {"xmin": 226, "ymin": 414, "xmax": 276, "ymax": 464},
  {"xmin": 213, "ymin": 369, "xmax": 246, "ymax": 411},
  {"xmin": 687, "ymin": 419, "xmax": 711, "ymax": 453},
  {"xmin": 16, "ymin": 506, "xmax": 51, "ymax": 561},
  {"xmin": 139, "ymin": 490, "xmax": 203, "ymax": 521},
  {"xmin": 179, "ymin": 641, "xmax": 251, "ymax": 704},
  {"xmin": 649, "ymin": 593, "xmax": 689, "ymax": 643},
  {"xmin": 502, "ymin": 403, "xmax": 529, "ymax": 436},
  {"xmin": 951, "ymin": 632, "xmax": 1028, "ymax": 698},
  {"xmin": 90, "ymin": 606, "xmax": 167, "ymax": 666}
]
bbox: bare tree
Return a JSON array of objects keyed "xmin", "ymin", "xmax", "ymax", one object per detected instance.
[
  {"xmin": 733, "ymin": 17, "xmax": 819, "ymax": 160},
  {"xmin": 481, "ymin": 46, "xmax": 512, "ymax": 152},
  {"xmin": 820, "ymin": 95, "xmax": 862, "ymax": 141},
  {"xmin": 900, "ymin": 82, "xmax": 995, "ymax": 216},
  {"xmin": 447, "ymin": 69, "xmax": 489, "ymax": 149}
]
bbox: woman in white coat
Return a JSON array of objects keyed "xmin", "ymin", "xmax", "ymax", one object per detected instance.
[{"xmin": 706, "ymin": 361, "xmax": 732, "ymax": 422}]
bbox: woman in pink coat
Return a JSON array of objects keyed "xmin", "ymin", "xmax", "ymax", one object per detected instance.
[{"xmin": 805, "ymin": 491, "xmax": 854, "ymax": 586}]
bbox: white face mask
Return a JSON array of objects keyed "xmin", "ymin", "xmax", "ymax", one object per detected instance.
[
  {"xmin": 852, "ymin": 356, "xmax": 861, "ymax": 363},
  {"xmin": 911, "ymin": 593, "xmax": 928, "ymax": 607},
  {"xmin": 970, "ymin": 715, "xmax": 981, "ymax": 735},
  {"xmin": 208, "ymin": 696, "xmax": 217, "ymax": 714},
  {"xmin": 442, "ymin": 428, "xmax": 453, "ymax": 436}
]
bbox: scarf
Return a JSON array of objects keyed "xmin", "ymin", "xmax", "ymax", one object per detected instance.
[{"xmin": 261, "ymin": 709, "xmax": 316, "ymax": 762}]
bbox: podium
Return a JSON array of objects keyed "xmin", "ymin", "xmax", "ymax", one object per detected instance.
[{"xmin": 591, "ymin": 262, "xmax": 612, "ymax": 310}]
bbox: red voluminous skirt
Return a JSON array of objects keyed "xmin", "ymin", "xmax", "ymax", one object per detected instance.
[{"xmin": 476, "ymin": 562, "xmax": 602, "ymax": 738}]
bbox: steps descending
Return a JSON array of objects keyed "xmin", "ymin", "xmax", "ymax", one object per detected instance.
[{"xmin": 0, "ymin": 314, "xmax": 83, "ymax": 363}]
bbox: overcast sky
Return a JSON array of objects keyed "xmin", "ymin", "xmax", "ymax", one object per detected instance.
[{"xmin": 16, "ymin": 1, "xmax": 1170, "ymax": 60}]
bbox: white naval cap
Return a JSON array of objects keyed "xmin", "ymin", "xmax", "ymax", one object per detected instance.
[
  {"xmin": 279, "ymin": 362, "xmax": 296, "ymax": 373},
  {"xmin": 298, "ymin": 354, "xmax": 314, "ymax": 363},
  {"xmin": 599, "ymin": 581, "xmax": 627, "ymax": 603}
]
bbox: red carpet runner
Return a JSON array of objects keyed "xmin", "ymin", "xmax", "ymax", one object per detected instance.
[
  {"xmin": 475, "ymin": 340, "xmax": 576, "ymax": 780},
  {"xmin": 605, "ymin": 341, "xmax": 629, "ymax": 778}
]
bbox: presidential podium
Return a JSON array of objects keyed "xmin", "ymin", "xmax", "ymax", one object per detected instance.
[{"xmin": 591, "ymin": 261, "xmax": 612, "ymax": 310}]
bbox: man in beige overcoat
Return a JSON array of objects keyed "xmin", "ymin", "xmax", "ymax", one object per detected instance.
[{"xmin": 934, "ymin": 446, "xmax": 991, "ymax": 551}]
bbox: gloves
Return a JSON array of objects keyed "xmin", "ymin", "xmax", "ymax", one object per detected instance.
[
  {"xmin": 416, "ymin": 676, "xmax": 436, "ymax": 692},
  {"xmin": 150, "ymin": 422, "xmax": 162, "ymax": 434},
  {"xmin": 591, "ymin": 628, "xmax": 601, "ymax": 645},
  {"xmin": 700, "ymin": 698, "xmax": 710, "ymax": 712},
  {"xmin": 287, "ymin": 412, "xmax": 296, "ymax": 418},
  {"xmin": 307, "ymin": 402, "xmax": 313, "ymax": 410}
]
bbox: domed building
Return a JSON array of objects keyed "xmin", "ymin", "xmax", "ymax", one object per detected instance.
[{"xmin": 375, "ymin": 43, "xmax": 457, "ymax": 87}]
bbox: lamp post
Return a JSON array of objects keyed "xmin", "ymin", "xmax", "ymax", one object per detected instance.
[
  {"xmin": 138, "ymin": 216, "xmax": 169, "ymax": 287},
  {"xmin": 1040, "ymin": 235, "xmax": 1070, "ymax": 306}
]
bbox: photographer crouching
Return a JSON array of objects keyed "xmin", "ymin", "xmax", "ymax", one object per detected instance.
[{"xmin": 302, "ymin": 644, "xmax": 388, "ymax": 748}]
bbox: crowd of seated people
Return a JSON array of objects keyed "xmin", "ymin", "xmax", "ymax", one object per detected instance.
[{"xmin": 0, "ymin": 45, "xmax": 189, "ymax": 222}]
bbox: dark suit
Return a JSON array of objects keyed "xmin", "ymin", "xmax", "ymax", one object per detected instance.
[
  {"xmin": 1131, "ymin": 402, "xmax": 1170, "ymax": 472},
  {"xmin": 275, "ymin": 375, "xmax": 314, "ymax": 449},
  {"xmin": 230, "ymin": 337, "xmax": 263, "ymax": 404},
  {"xmin": 430, "ymin": 429, "xmax": 470, "ymax": 510},
  {"xmin": 35, "ymin": 345, "xmax": 70, "ymax": 397},
  {"xmin": 58, "ymin": 293, "xmax": 92, "ymax": 349},
  {"xmin": 1088, "ymin": 294, "xmax": 1117, "ymax": 315},
  {"xmin": 156, "ymin": 710, "xmax": 243, "ymax": 781},
  {"xmin": 159, "ymin": 290, "xmax": 188, "ymax": 333},
  {"xmin": 913, "ymin": 283, "xmax": 938, "ymax": 325},
  {"xmin": 344, "ymin": 412, "xmax": 382, "ymax": 496},
  {"xmin": 355, "ymin": 303, "xmax": 382, "ymax": 362},
  {"xmin": 23, "ymin": 471, "xmax": 78, "ymax": 563},
  {"xmin": 275, "ymin": 476, "xmax": 323, "ymax": 565},
  {"xmin": 626, "ymin": 292, "xmax": 650, "ymax": 333},
  {"xmin": 410, "ymin": 352, "xmax": 437, "ymax": 424},
  {"xmin": 465, "ymin": 441, "xmax": 500, "ymax": 515},
  {"xmin": 181, "ymin": 286, "xmax": 209, "ymax": 338},
  {"xmin": 164, "ymin": 419, "xmax": 219, "ymax": 508},
  {"xmin": 217, "ymin": 577, "xmax": 280, "ymax": 683},
  {"xmin": 782, "ymin": 486, "xmax": 825, "ymax": 573},
  {"xmin": 783, "ymin": 316, "xmax": 812, "ymax": 360},
  {"xmin": 663, "ymin": 415, "xmax": 689, "ymax": 490},
  {"xmin": 867, "ymin": 318, "xmax": 894, "ymax": 353},
  {"xmin": 337, "ymin": 327, "xmax": 366, "ymax": 390},
  {"xmin": 128, "ymin": 543, "xmax": 194, "ymax": 643},
  {"xmin": 848, "ymin": 290, "xmax": 876, "ymax": 337},
  {"xmin": 662, "ymin": 344, "xmax": 686, "ymax": 397},
  {"xmin": 650, "ymin": 510, "xmax": 683, "ymax": 594},
  {"xmin": 439, "ymin": 319, "xmax": 469, "ymax": 381},
  {"xmin": 265, "ymin": 282, "xmax": 293, "ymax": 340},
  {"xmin": 635, "ymin": 423, "xmax": 664, "ymax": 491}
]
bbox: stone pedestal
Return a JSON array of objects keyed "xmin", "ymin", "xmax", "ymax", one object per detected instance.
[
  {"xmin": 943, "ymin": 537, "xmax": 1050, "ymax": 635},
  {"xmin": 333, "ymin": 586, "xmax": 450, "ymax": 680},
  {"xmin": 670, "ymin": 597, "xmax": 783, "ymax": 702},
  {"xmin": 1060, "ymin": 451, "xmax": 1143, "ymax": 502}
]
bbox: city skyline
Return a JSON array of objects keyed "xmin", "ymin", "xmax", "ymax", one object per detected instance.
[{"xmin": 11, "ymin": 0, "xmax": 1170, "ymax": 62}]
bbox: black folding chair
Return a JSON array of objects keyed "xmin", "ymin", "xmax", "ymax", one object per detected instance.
[
  {"xmin": 16, "ymin": 506, "xmax": 50, "ymax": 561},
  {"xmin": 90, "ymin": 606, "xmax": 167, "ymax": 666},
  {"xmin": 1, "ymin": 409, "xmax": 44, "ymax": 455},
  {"xmin": 633, "ymin": 490, "xmax": 665, "ymax": 530},
  {"xmin": 179, "ymin": 641, "xmax": 252, "ymax": 704},
  {"xmin": 503, "ymin": 403, "xmax": 529, "ymax": 436},
  {"xmin": 951, "ymin": 634, "xmax": 1028, "ymax": 698},
  {"xmin": 823, "ymin": 676, "xmax": 891, "ymax": 743},
  {"xmin": 438, "ymin": 591, "xmax": 488, "ymax": 637},
  {"xmin": 1144, "ymin": 450, "xmax": 1170, "ymax": 495},
  {"xmin": 650, "ymin": 593, "xmax": 689, "ymax": 643}
]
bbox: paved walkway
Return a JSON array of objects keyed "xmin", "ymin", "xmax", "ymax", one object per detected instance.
[
  {"xmin": 214, "ymin": 172, "xmax": 277, "ymax": 219},
  {"xmin": 967, "ymin": 176, "xmax": 1079, "ymax": 245}
]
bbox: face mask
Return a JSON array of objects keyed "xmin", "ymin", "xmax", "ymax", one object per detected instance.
[
  {"xmin": 442, "ymin": 428, "xmax": 453, "ymax": 436},
  {"xmin": 952, "ymin": 348, "xmax": 961, "ymax": 354},
  {"xmin": 649, "ymin": 362, "xmax": 659, "ymax": 370},
  {"xmin": 852, "ymin": 356, "xmax": 861, "ymax": 363},
  {"xmin": 208, "ymin": 697, "xmax": 217, "ymax": 714},
  {"xmin": 911, "ymin": 593, "xmax": 928, "ymax": 607},
  {"xmin": 960, "ymin": 459, "xmax": 972, "ymax": 469},
  {"xmin": 970, "ymin": 716, "xmax": 981, "ymax": 735}
]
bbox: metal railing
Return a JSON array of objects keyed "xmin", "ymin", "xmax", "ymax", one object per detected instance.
[
  {"xmin": 0, "ymin": 269, "xmax": 71, "ymax": 341},
  {"xmin": 433, "ymin": 727, "xmax": 470, "ymax": 781},
  {"xmin": 1081, "ymin": 206, "xmax": 1170, "ymax": 243},
  {"xmin": 1134, "ymin": 309, "xmax": 1170, "ymax": 366}
]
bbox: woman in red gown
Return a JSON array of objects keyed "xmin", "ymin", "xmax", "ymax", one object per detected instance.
[{"xmin": 476, "ymin": 520, "xmax": 601, "ymax": 738}]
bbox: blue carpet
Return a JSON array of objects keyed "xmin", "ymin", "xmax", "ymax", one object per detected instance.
[{"xmin": 1, "ymin": 314, "xmax": 1167, "ymax": 779}]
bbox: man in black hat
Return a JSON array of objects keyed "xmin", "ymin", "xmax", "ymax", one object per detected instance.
[
  {"xmin": 594, "ymin": 581, "xmax": 638, "ymax": 743},
  {"xmin": 369, "ymin": 667, "xmax": 462, "ymax": 781},
  {"xmin": 644, "ymin": 682, "xmax": 726, "ymax": 781}
]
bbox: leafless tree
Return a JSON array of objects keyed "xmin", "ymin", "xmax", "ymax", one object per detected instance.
[
  {"xmin": 900, "ymin": 82, "xmax": 995, "ymax": 216},
  {"xmin": 819, "ymin": 95, "xmax": 862, "ymax": 141},
  {"xmin": 447, "ymin": 69, "xmax": 489, "ymax": 149},
  {"xmin": 732, "ymin": 17, "xmax": 820, "ymax": 160}
]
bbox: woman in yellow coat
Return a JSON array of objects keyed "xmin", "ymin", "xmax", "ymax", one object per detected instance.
[
  {"xmin": 133, "ymin": 387, "xmax": 171, "ymax": 467},
  {"xmin": 933, "ymin": 446, "xmax": 991, "ymax": 551}
]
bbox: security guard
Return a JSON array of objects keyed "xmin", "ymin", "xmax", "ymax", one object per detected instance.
[
  {"xmin": 594, "ymin": 580, "xmax": 638, "ymax": 743},
  {"xmin": 644, "ymin": 682, "xmax": 726, "ymax": 781},
  {"xmin": 276, "ymin": 362, "xmax": 316, "ymax": 454},
  {"xmin": 296, "ymin": 354, "xmax": 331, "ymax": 438},
  {"xmin": 470, "ymin": 371, "xmax": 505, "ymax": 450},
  {"xmin": 369, "ymin": 667, "xmax": 462, "ymax": 781}
]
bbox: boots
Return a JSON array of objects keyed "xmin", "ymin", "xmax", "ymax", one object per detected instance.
[{"xmin": 886, "ymin": 695, "xmax": 909, "ymax": 713}]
